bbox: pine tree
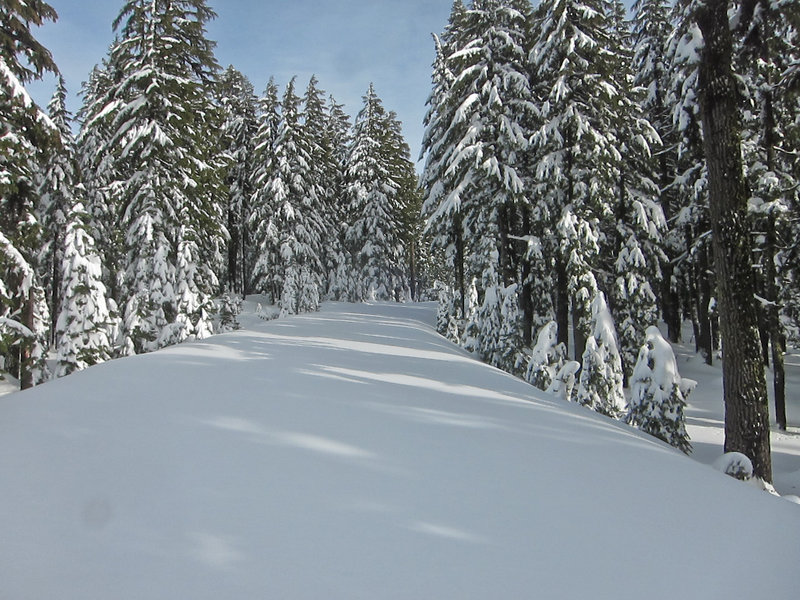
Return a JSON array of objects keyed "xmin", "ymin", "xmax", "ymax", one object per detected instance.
[
  {"xmin": 36, "ymin": 77, "xmax": 77, "ymax": 344},
  {"xmin": 322, "ymin": 94, "xmax": 354, "ymax": 301},
  {"xmin": 76, "ymin": 62, "xmax": 122, "ymax": 303},
  {"xmin": 685, "ymin": 0, "xmax": 773, "ymax": 481},
  {"xmin": 97, "ymin": 0, "xmax": 223, "ymax": 352},
  {"xmin": 263, "ymin": 78, "xmax": 326, "ymax": 313},
  {"xmin": 420, "ymin": 1, "xmax": 469, "ymax": 317},
  {"xmin": 529, "ymin": 0, "xmax": 636, "ymax": 359},
  {"xmin": 249, "ymin": 77, "xmax": 281, "ymax": 299},
  {"xmin": 627, "ymin": 326, "xmax": 693, "ymax": 453},
  {"xmin": 218, "ymin": 66, "xmax": 258, "ymax": 295},
  {"xmin": 422, "ymin": 0, "xmax": 534, "ymax": 335},
  {"xmin": 736, "ymin": 0, "xmax": 800, "ymax": 432},
  {"xmin": 576, "ymin": 292, "xmax": 626, "ymax": 417},
  {"xmin": 346, "ymin": 84, "xmax": 410, "ymax": 302},
  {"xmin": 666, "ymin": 0, "xmax": 716, "ymax": 364},
  {"xmin": 0, "ymin": 0, "xmax": 59, "ymax": 387},
  {"xmin": 525, "ymin": 320, "xmax": 567, "ymax": 391},
  {"xmin": 54, "ymin": 203, "xmax": 114, "ymax": 377},
  {"xmin": 632, "ymin": 0, "xmax": 683, "ymax": 341}
]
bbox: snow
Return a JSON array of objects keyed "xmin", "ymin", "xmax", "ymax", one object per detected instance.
[{"xmin": 1, "ymin": 302, "xmax": 799, "ymax": 599}]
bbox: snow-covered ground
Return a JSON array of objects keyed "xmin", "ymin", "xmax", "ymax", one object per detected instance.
[{"xmin": 1, "ymin": 301, "xmax": 798, "ymax": 599}]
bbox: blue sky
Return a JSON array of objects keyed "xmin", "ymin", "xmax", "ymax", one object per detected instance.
[{"xmin": 28, "ymin": 0, "xmax": 455, "ymax": 164}]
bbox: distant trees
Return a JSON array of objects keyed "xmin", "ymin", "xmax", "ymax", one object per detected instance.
[{"xmin": 1, "ymin": 1, "xmax": 422, "ymax": 389}]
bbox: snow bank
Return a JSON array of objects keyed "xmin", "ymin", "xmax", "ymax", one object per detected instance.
[{"xmin": 1, "ymin": 302, "xmax": 798, "ymax": 599}]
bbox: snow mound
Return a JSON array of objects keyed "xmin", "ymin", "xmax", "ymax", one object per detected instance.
[
  {"xmin": 1, "ymin": 302, "xmax": 798, "ymax": 599},
  {"xmin": 713, "ymin": 452, "xmax": 754, "ymax": 481}
]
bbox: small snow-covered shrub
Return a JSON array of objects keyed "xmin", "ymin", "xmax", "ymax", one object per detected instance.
[
  {"xmin": 576, "ymin": 293, "xmax": 626, "ymax": 418},
  {"xmin": 526, "ymin": 321, "xmax": 566, "ymax": 391},
  {"xmin": 217, "ymin": 293, "xmax": 242, "ymax": 332},
  {"xmin": 626, "ymin": 326, "xmax": 694, "ymax": 454},
  {"xmin": 712, "ymin": 452, "xmax": 753, "ymax": 481},
  {"xmin": 547, "ymin": 360, "xmax": 581, "ymax": 402}
]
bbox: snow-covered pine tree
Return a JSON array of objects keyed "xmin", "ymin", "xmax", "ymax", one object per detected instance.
[
  {"xmin": 264, "ymin": 78, "xmax": 326, "ymax": 313},
  {"xmin": 627, "ymin": 325, "xmax": 693, "ymax": 453},
  {"xmin": 98, "ymin": 0, "xmax": 223, "ymax": 352},
  {"xmin": 420, "ymin": 1, "xmax": 469, "ymax": 317},
  {"xmin": 249, "ymin": 77, "xmax": 281, "ymax": 300},
  {"xmin": 529, "ymin": 0, "xmax": 632, "ymax": 359},
  {"xmin": 0, "ymin": 0, "xmax": 59, "ymax": 387},
  {"xmin": 602, "ymin": 2, "xmax": 666, "ymax": 382},
  {"xmin": 525, "ymin": 321, "xmax": 567, "ymax": 391},
  {"xmin": 736, "ymin": 0, "xmax": 800, "ymax": 432},
  {"xmin": 322, "ymin": 94, "xmax": 354, "ymax": 301},
  {"xmin": 632, "ymin": 0, "xmax": 683, "ymax": 341},
  {"xmin": 35, "ymin": 77, "xmax": 77, "ymax": 344},
  {"xmin": 54, "ymin": 203, "xmax": 114, "ymax": 377},
  {"xmin": 576, "ymin": 292, "xmax": 626, "ymax": 418},
  {"xmin": 422, "ymin": 0, "xmax": 534, "ymax": 340},
  {"xmin": 76, "ymin": 63, "xmax": 123, "ymax": 303},
  {"xmin": 345, "ymin": 84, "xmax": 410, "ymax": 302},
  {"xmin": 218, "ymin": 66, "xmax": 258, "ymax": 296},
  {"xmin": 665, "ymin": 0, "xmax": 716, "ymax": 364},
  {"xmin": 301, "ymin": 77, "xmax": 344, "ymax": 300}
]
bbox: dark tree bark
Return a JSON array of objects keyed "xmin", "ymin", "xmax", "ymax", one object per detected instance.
[
  {"xmin": 520, "ymin": 209, "xmax": 533, "ymax": 346},
  {"xmin": 453, "ymin": 216, "xmax": 466, "ymax": 319},
  {"xmin": 696, "ymin": 0, "xmax": 772, "ymax": 481},
  {"xmin": 21, "ymin": 288, "xmax": 35, "ymax": 391},
  {"xmin": 555, "ymin": 256, "xmax": 570, "ymax": 353},
  {"xmin": 696, "ymin": 240, "xmax": 714, "ymax": 365}
]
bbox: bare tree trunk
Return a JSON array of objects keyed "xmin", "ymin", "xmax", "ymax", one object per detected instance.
[
  {"xmin": 520, "ymin": 209, "xmax": 533, "ymax": 347},
  {"xmin": 555, "ymin": 256, "xmax": 569, "ymax": 353},
  {"xmin": 454, "ymin": 217, "xmax": 466, "ymax": 319},
  {"xmin": 696, "ymin": 0, "xmax": 772, "ymax": 481},
  {"xmin": 765, "ymin": 214, "xmax": 787, "ymax": 430},
  {"xmin": 696, "ymin": 241, "xmax": 714, "ymax": 365},
  {"xmin": 21, "ymin": 288, "xmax": 35, "ymax": 391}
]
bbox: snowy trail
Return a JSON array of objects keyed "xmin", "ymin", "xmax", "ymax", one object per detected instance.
[{"xmin": 1, "ymin": 302, "xmax": 798, "ymax": 599}]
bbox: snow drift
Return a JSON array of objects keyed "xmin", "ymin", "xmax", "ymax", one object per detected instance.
[{"xmin": 1, "ymin": 302, "xmax": 798, "ymax": 599}]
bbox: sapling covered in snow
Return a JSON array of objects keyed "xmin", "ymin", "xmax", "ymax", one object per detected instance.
[
  {"xmin": 525, "ymin": 321, "xmax": 566, "ymax": 391},
  {"xmin": 547, "ymin": 360, "xmax": 581, "ymax": 403},
  {"xmin": 54, "ymin": 204, "xmax": 114, "ymax": 377},
  {"xmin": 576, "ymin": 292, "xmax": 626, "ymax": 418},
  {"xmin": 627, "ymin": 325, "xmax": 694, "ymax": 454},
  {"xmin": 217, "ymin": 292, "xmax": 242, "ymax": 332}
]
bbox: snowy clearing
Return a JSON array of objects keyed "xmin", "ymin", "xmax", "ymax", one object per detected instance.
[{"xmin": 1, "ymin": 301, "xmax": 798, "ymax": 599}]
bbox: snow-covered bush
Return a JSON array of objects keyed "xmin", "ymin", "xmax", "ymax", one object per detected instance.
[
  {"xmin": 218, "ymin": 292, "xmax": 242, "ymax": 332},
  {"xmin": 626, "ymin": 326, "xmax": 694, "ymax": 454},
  {"xmin": 547, "ymin": 360, "xmax": 581, "ymax": 402},
  {"xmin": 576, "ymin": 292, "xmax": 626, "ymax": 418},
  {"xmin": 712, "ymin": 452, "xmax": 753, "ymax": 481},
  {"xmin": 525, "ymin": 321, "xmax": 566, "ymax": 391}
]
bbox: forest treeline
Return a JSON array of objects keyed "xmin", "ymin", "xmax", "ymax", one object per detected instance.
[
  {"xmin": 419, "ymin": 0, "xmax": 798, "ymax": 470},
  {"xmin": 1, "ymin": 0, "xmax": 425, "ymax": 386}
]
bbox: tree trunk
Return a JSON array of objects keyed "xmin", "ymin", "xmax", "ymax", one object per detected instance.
[
  {"xmin": 555, "ymin": 256, "xmax": 569, "ymax": 353},
  {"xmin": 454, "ymin": 216, "xmax": 466, "ymax": 319},
  {"xmin": 696, "ymin": 241, "xmax": 713, "ymax": 366},
  {"xmin": 696, "ymin": 0, "xmax": 772, "ymax": 481},
  {"xmin": 765, "ymin": 215, "xmax": 787, "ymax": 430},
  {"xmin": 520, "ymin": 209, "xmax": 533, "ymax": 346},
  {"xmin": 571, "ymin": 298, "xmax": 585, "ymax": 364},
  {"xmin": 21, "ymin": 287, "xmax": 35, "ymax": 391},
  {"xmin": 659, "ymin": 146, "xmax": 682, "ymax": 343}
]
